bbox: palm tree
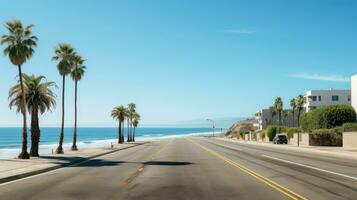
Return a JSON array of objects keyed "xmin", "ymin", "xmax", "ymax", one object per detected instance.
[
  {"xmin": 1, "ymin": 20, "xmax": 38, "ymax": 159},
  {"xmin": 290, "ymin": 98, "xmax": 296, "ymax": 127},
  {"xmin": 9, "ymin": 74, "xmax": 56, "ymax": 157},
  {"xmin": 52, "ymin": 43, "xmax": 76, "ymax": 154},
  {"xmin": 269, "ymin": 106, "xmax": 276, "ymax": 125},
  {"xmin": 127, "ymin": 103, "xmax": 136, "ymax": 142},
  {"xmin": 282, "ymin": 110, "xmax": 289, "ymax": 126},
  {"xmin": 296, "ymin": 95, "xmax": 305, "ymax": 126},
  {"xmin": 70, "ymin": 54, "xmax": 86, "ymax": 151},
  {"xmin": 274, "ymin": 97, "xmax": 283, "ymax": 126},
  {"xmin": 132, "ymin": 112, "xmax": 140, "ymax": 142},
  {"xmin": 111, "ymin": 105, "xmax": 127, "ymax": 144}
]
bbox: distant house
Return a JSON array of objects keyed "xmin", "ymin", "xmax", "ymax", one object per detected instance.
[{"xmin": 304, "ymin": 89, "xmax": 351, "ymax": 112}]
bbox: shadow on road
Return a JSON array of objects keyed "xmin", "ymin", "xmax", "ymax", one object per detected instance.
[
  {"xmin": 72, "ymin": 159, "xmax": 127, "ymax": 167},
  {"xmin": 40, "ymin": 156, "xmax": 84, "ymax": 163},
  {"xmin": 143, "ymin": 161, "xmax": 193, "ymax": 166},
  {"xmin": 40, "ymin": 154, "xmax": 194, "ymax": 168},
  {"xmin": 61, "ymin": 159, "xmax": 195, "ymax": 168}
]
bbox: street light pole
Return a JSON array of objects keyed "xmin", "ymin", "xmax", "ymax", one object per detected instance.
[{"xmin": 206, "ymin": 119, "xmax": 215, "ymax": 137}]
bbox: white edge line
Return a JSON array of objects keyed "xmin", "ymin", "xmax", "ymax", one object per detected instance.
[{"xmin": 261, "ymin": 154, "xmax": 357, "ymax": 181}]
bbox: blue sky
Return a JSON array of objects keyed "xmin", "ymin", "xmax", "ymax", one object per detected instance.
[{"xmin": 0, "ymin": 0, "xmax": 356, "ymax": 127}]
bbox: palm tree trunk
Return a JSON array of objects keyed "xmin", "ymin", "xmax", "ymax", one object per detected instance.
[
  {"xmin": 129, "ymin": 119, "xmax": 132, "ymax": 141},
  {"xmin": 56, "ymin": 75, "xmax": 65, "ymax": 154},
  {"xmin": 133, "ymin": 127, "xmax": 136, "ymax": 142},
  {"xmin": 30, "ymin": 107, "xmax": 40, "ymax": 157},
  {"xmin": 292, "ymin": 110, "xmax": 295, "ymax": 127},
  {"xmin": 121, "ymin": 120, "xmax": 124, "ymax": 143},
  {"xmin": 72, "ymin": 80, "xmax": 78, "ymax": 151},
  {"xmin": 118, "ymin": 121, "xmax": 122, "ymax": 144},
  {"xmin": 17, "ymin": 65, "xmax": 29, "ymax": 159},
  {"xmin": 127, "ymin": 119, "xmax": 130, "ymax": 142}
]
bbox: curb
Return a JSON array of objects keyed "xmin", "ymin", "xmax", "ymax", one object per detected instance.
[{"xmin": 0, "ymin": 142, "xmax": 149, "ymax": 184}]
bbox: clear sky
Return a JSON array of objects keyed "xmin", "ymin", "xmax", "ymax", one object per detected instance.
[{"xmin": 0, "ymin": 0, "xmax": 356, "ymax": 127}]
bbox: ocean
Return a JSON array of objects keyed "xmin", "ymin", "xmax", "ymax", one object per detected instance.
[{"xmin": 0, "ymin": 127, "xmax": 216, "ymax": 159}]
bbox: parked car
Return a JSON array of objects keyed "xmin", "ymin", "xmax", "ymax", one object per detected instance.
[{"xmin": 273, "ymin": 134, "xmax": 288, "ymax": 144}]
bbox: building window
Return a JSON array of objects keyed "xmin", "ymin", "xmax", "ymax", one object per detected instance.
[
  {"xmin": 318, "ymin": 96, "xmax": 321, "ymax": 101},
  {"xmin": 332, "ymin": 95, "xmax": 339, "ymax": 101},
  {"xmin": 312, "ymin": 96, "xmax": 317, "ymax": 101},
  {"xmin": 348, "ymin": 96, "xmax": 351, "ymax": 101}
]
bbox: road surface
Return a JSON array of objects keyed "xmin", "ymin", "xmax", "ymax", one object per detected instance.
[{"xmin": 0, "ymin": 137, "xmax": 357, "ymax": 200}]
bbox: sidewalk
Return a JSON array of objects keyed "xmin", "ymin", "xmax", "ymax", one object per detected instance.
[
  {"xmin": 0, "ymin": 141, "xmax": 148, "ymax": 184},
  {"xmin": 215, "ymin": 137, "xmax": 357, "ymax": 160}
]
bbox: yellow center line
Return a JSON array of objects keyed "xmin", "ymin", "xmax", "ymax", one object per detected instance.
[{"xmin": 187, "ymin": 138, "xmax": 308, "ymax": 200}]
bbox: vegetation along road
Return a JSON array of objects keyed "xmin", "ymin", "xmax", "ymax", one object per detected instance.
[{"xmin": 0, "ymin": 137, "xmax": 356, "ymax": 200}]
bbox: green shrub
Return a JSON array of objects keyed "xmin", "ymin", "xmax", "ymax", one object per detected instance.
[
  {"xmin": 300, "ymin": 105, "xmax": 356, "ymax": 132},
  {"xmin": 285, "ymin": 127, "xmax": 302, "ymax": 141},
  {"xmin": 342, "ymin": 123, "xmax": 357, "ymax": 132},
  {"xmin": 266, "ymin": 126, "xmax": 277, "ymax": 141},
  {"xmin": 286, "ymin": 128, "xmax": 294, "ymax": 140},
  {"xmin": 310, "ymin": 128, "xmax": 342, "ymax": 146}
]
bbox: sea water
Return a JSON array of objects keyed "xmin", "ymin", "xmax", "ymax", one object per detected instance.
[{"xmin": 0, "ymin": 127, "xmax": 215, "ymax": 159}]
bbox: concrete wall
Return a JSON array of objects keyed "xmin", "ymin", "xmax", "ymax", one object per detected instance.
[
  {"xmin": 290, "ymin": 133, "xmax": 310, "ymax": 146},
  {"xmin": 343, "ymin": 132, "xmax": 357, "ymax": 149},
  {"xmin": 244, "ymin": 134, "xmax": 249, "ymax": 141}
]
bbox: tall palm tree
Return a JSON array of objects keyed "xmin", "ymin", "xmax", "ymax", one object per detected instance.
[
  {"xmin": 111, "ymin": 105, "xmax": 127, "ymax": 144},
  {"xmin": 296, "ymin": 95, "xmax": 305, "ymax": 126},
  {"xmin": 269, "ymin": 106, "xmax": 276, "ymax": 125},
  {"xmin": 274, "ymin": 97, "xmax": 283, "ymax": 126},
  {"xmin": 70, "ymin": 54, "xmax": 86, "ymax": 151},
  {"xmin": 127, "ymin": 103, "xmax": 136, "ymax": 142},
  {"xmin": 1, "ymin": 20, "xmax": 38, "ymax": 159},
  {"xmin": 290, "ymin": 98, "xmax": 296, "ymax": 127},
  {"xmin": 52, "ymin": 43, "xmax": 76, "ymax": 154},
  {"xmin": 282, "ymin": 110, "xmax": 289, "ymax": 126},
  {"xmin": 9, "ymin": 74, "xmax": 56, "ymax": 156},
  {"xmin": 132, "ymin": 112, "xmax": 140, "ymax": 142},
  {"xmin": 126, "ymin": 112, "xmax": 130, "ymax": 142}
]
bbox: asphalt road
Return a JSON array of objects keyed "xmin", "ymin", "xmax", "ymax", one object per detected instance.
[{"xmin": 0, "ymin": 137, "xmax": 357, "ymax": 200}]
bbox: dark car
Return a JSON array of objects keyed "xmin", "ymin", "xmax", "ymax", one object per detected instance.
[{"xmin": 273, "ymin": 134, "xmax": 288, "ymax": 144}]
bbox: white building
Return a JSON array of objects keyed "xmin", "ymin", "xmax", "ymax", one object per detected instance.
[
  {"xmin": 304, "ymin": 89, "xmax": 351, "ymax": 112},
  {"xmin": 351, "ymin": 75, "xmax": 357, "ymax": 112}
]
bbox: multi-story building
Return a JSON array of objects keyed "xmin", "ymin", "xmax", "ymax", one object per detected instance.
[
  {"xmin": 351, "ymin": 75, "xmax": 357, "ymax": 113},
  {"xmin": 255, "ymin": 109, "xmax": 299, "ymax": 130},
  {"xmin": 304, "ymin": 89, "xmax": 351, "ymax": 112}
]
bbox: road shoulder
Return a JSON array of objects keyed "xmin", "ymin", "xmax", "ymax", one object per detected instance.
[{"xmin": 0, "ymin": 142, "xmax": 148, "ymax": 184}]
